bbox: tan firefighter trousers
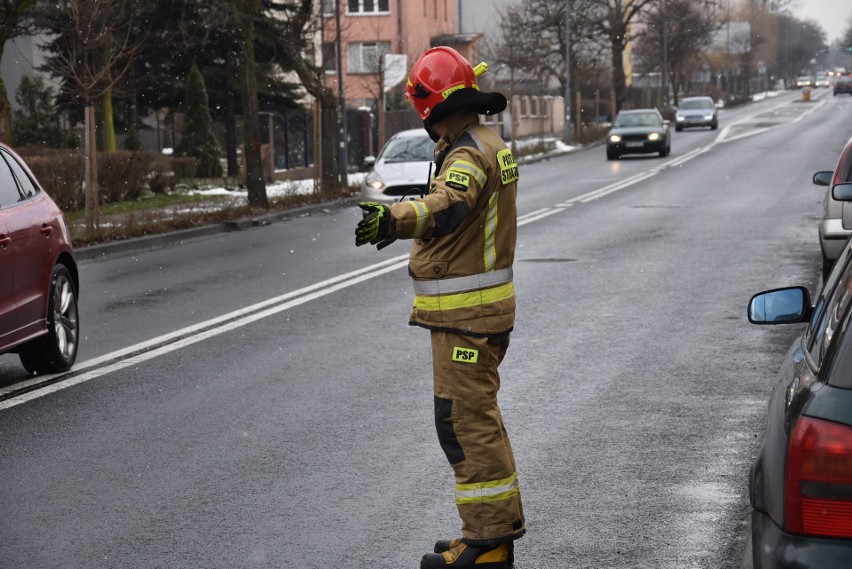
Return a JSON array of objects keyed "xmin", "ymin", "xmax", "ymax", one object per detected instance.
[{"xmin": 430, "ymin": 330, "xmax": 526, "ymax": 545}]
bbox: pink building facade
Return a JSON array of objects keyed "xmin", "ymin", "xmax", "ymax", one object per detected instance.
[{"xmin": 322, "ymin": 1, "xmax": 479, "ymax": 109}]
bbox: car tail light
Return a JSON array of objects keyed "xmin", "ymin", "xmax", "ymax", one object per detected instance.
[{"xmin": 785, "ymin": 416, "xmax": 852, "ymax": 538}]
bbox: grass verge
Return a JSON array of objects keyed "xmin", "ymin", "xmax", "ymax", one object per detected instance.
[{"xmin": 68, "ymin": 186, "xmax": 359, "ymax": 248}]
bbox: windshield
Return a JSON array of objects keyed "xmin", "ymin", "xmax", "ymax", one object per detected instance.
[
  {"xmin": 614, "ymin": 112, "xmax": 660, "ymax": 127},
  {"xmin": 679, "ymin": 99, "xmax": 712, "ymax": 110},
  {"xmin": 378, "ymin": 135, "xmax": 433, "ymax": 163}
]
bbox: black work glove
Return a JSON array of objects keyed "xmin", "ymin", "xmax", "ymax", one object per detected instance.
[{"xmin": 355, "ymin": 202, "xmax": 393, "ymax": 247}]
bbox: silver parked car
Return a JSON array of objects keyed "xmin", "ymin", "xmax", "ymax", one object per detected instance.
[
  {"xmin": 361, "ymin": 129, "xmax": 433, "ymax": 203},
  {"xmin": 674, "ymin": 96, "xmax": 718, "ymax": 131},
  {"xmin": 813, "ymin": 135, "xmax": 852, "ymax": 280}
]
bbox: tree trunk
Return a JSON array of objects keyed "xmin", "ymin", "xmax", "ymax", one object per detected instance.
[
  {"xmin": 610, "ymin": 34, "xmax": 627, "ymax": 112},
  {"xmin": 0, "ymin": 76, "xmax": 12, "ymax": 145},
  {"xmin": 238, "ymin": 0, "xmax": 268, "ymax": 210},
  {"xmin": 84, "ymin": 105, "xmax": 99, "ymax": 232},
  {"xmin": 101, "ymin": 86, "xmax": 116, "ymax": 152},
  {"xmin": 225, "ymin": 100, "xmax": 238, "ymax": 178},
  {"xmin": 320, "ymin": 106, "xmax": 341, "ymax": 197}
]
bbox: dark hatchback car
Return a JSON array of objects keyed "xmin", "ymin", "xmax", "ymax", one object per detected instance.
[
  {"xmin": 747, "ymin": 236, "xmax": 852, "ymax": 568},
  {"xmin": 0, "ymin": 143, "xmax": 79, "ymax": 374},
  {"xmin": 833, "ymin": 76, "xmax": 852, "ymax": 96},
  {"xmin": 606, "ymin": 108, "xmax": 671, "ymax": 160}
]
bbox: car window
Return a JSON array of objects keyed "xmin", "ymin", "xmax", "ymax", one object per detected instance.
[
  {"xmin": 378, "ymin": 135, "xmax": 433, "ymax": 163},
  {"xmin": 1, "ymin": 149, "xmax": 38, "ymax": 200},
  {"xmin": 0, "ymin": 152, "xmax": 23, "ymax": 209},
  {"xmin": 824, "ymin": 292, "xmax": 852, "ymax": 388},
  {"xmin": 833, "ymin": 141, "xmax": 852, "ymax": 184},
  {"xmin": 807, "ymin": 244, "xmax": 852, "ymax": 364},
  {"xmin": 615, "ymin": 113, "xmax": 659, "ymax": 127},
  {"xmin": 680, "ymin": 99, "xmax": 712, "ymax": 110}
]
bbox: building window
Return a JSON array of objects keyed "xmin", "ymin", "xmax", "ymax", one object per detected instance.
[
  {"xmin": 322, "ymin": 0, "xmax": 334, "ymax": 16},
  {"xmin": 348, "ymin": 41, "xmax": 390, "ymax": 74},
  {"xmin": 347, "ymin": 0, "xmax": 390, "ymax": 14},
  {"xmin": 322, "ymin": 42, "xmax": 337, "ymax": 73}
]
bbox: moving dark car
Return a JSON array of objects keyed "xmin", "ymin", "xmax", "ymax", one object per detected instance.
[
  {"xmin": 0, "ymin": 143, "xmax": 80, "ymax": 374},
  {"xmin": 747, "ymin": 236, "xmax": 852, "ymax": 568},
  {"xmin": 606, "ymin": 108, "xmax": 671, "ymax": 160}
]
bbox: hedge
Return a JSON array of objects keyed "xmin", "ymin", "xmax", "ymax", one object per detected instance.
[{"xmin": 17, "ymin": 148, "xmax": 197, "ymax": 211}]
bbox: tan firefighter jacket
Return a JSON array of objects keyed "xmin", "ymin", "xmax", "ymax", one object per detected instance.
[{"xmin": 386, "ymin": 111, "xmax": 519, "ymax": 337}]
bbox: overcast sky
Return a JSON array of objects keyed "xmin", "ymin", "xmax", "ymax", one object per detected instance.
[{"xmin": 792, "ymin": 0, "xmax": 851, "ymax": 44}]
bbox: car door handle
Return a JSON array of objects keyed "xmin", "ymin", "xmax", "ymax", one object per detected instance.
[
  {"xmin": 0, "ymin": 236, "xmax": 10, "ymax": 249},
  {"xmin": 40, "ymin": 225, "xmax": 53, "ymax": 237}
]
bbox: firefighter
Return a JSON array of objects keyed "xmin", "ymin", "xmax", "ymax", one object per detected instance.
[{"xmin": 355, "ymin": 46, "xmax": 524, "ymax": 569}]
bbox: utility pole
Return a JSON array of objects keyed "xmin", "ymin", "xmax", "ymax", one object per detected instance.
[
  {"xmin": 564, "ymin": 0, "xmax": 572, "ymax": 145},
  {"xmin": 335, "ymin": 0, "xmax": 348, "ymax": 187},
  {"xmin": 661, "ymin": 0, "xmax": 668, "ymax": 110}
]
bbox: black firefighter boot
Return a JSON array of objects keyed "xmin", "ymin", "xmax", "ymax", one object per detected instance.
[
  {"xmin": 421, "ymin": 541, "xmax": 511, "ymax": 569},
  {"xmin": 434, "ymin": 539, "xmax": 514, "ymax": 567}
]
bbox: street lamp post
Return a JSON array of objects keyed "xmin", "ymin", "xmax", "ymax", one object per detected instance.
[{"xmin": 564, "ymin": 0, "xmax": 571, "ymax": 145}]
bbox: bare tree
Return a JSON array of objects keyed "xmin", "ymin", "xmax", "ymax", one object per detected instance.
[
  {"xmin": 196, "ymin": 0, "xmax": 269, "ymax": 209},
  {"xmin": 0, "ymin": 0, "xmax": 36, "ymax": 143},
  {"xmin": 491, "ymin": 0, "xmax": 612, "ymax": 138},
  {"xmin": 266, "ymin": 0, "xmax": 344, "ymax": 197},
  {"xmin": 588, "ymin": 0, "xmax": 657, "ymax": 112},
  {"xmin": 634, "ymin": 0, "xmax": 718, "ymax": 105},
  {"xmin": 39, "ymin": 0, "xmax": 140, "ymax": 232}
]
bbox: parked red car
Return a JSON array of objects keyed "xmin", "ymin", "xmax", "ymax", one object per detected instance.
[{"xmin": 0, "ymin": 143, "xmax": 79, "ymax": 374}]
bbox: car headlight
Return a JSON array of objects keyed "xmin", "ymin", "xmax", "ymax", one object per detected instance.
[
  {"xmin": 648, "ymin": 132, "xmax": 660, "ymax": 141},
  {"xmin": 676, "ymin": 115, "xmax": 684, "ymax": 121},
  {"xmin": 609, "ymin": 135, "xmax": 622, "ymax": 143},
  {"xmin": 704, "ymin": 114, "xmax": 714, "ymax": 120},
  {"xmin": 364, "ymin": 174, "xmax": 385, "ymax": 191}
]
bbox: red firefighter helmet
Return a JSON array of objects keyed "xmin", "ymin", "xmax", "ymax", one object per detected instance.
[{"xmin": 405, "ymin": 46, "xmax": 506, "ymax": 127}]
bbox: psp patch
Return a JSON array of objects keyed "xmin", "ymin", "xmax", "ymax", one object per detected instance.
[
  {"xmin": 445, "ymin": 169, "xmax": 471, "ymax": 191},
  {"xmin": 451, "ymin": 347, "xmax": 479, "ymax": 364}
]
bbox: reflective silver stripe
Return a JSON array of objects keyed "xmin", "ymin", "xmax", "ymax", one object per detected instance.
[
  {"xmin": 484, "ymin": 192, "xmax": 498, "ymax": 271},
  {"xmin": 407, "ymin": 200, "xmax": 429, "ymax": 238},
  {"xmin": 411, "ymin": 267, "xmax": 513, "ymax": 295}
]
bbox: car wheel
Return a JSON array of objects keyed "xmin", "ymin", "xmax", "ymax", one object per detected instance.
[
  {"xmin": 19, "ymin": 263, "xmax": 79, "ymax": 375},
  {"xmin": 675, "ymin": 125, "xmax": 683, "ymax": 132},
  {"xmin": 659, "ymin": 144, "xmax": 670, "ymax": 158},
  {"xmin": 711, "ymin": 121, "xmax": 718, "ymax": 130},
  {"xmin": 606, "ymin": 148, "xmax": 618, "ymax": 160}
]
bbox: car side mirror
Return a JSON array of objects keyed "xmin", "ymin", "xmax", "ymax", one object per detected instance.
[
  {"xmin": 813, "ymin": 170, "xmax": 833, "ymax": 186},
  {"xmin": 833, "ymin": 182, "xmax": 852, "ymax": 201},
  {"xmin": 363, "ymin": 155, "xmax": 376, "ymax": 168},
  {"xmin": 748, "ymin": 287, "xmax": 811, "ymax": 324}
]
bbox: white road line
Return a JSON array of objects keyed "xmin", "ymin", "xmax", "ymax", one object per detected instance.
[{"xmin": 0, "ymin": 257, "xmax": 408, "ymax": 410}]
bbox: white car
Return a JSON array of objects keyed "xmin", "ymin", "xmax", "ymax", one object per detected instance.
[
  {"xmin": 674, "ymin": 96, "xmax": 718, "ymax": 131},
  {"xmin": 361, "ymin": 129, "xmax": 434, "ymax": 203}
]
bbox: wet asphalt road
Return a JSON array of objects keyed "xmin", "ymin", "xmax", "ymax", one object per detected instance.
[{"xmin": 1, "ymin": 89, "xmax": 849, "ymax": 568}]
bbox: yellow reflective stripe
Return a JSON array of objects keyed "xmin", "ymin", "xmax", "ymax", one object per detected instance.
[
  {"xmin": 448, "ymin": 160, "xmax": 486, "ymax": 187},
  {"xmin": 440, "ymin": 83, "xmax": 480, "ymax": 99},
  {"xmin": 413, "ymin": 282, "xmax": 514, "ymax": 312},
  {"xmin": 407, "ymin": 200, "xmax": 429, "ymax": 238},
  {"xmin": 484, "ymin": 192, "xmax": 498, "ymax": 271},
  {"xmin": 456, "ymin": 473, "xmax": 520, "ymax": 505}
]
